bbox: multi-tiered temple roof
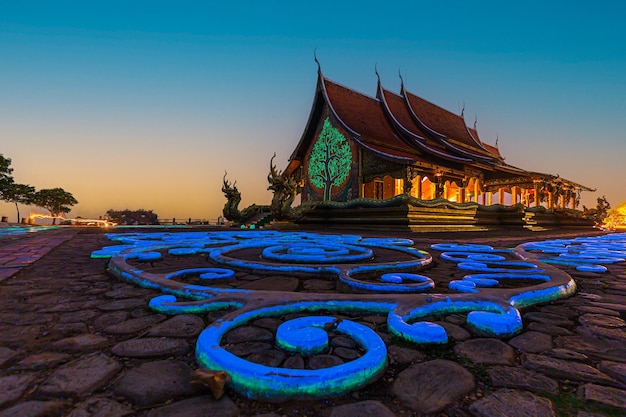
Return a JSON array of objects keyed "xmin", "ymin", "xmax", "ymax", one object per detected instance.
[{"xmin": 285, "ymin": 66, "xmax": 593, "ymax": 208}]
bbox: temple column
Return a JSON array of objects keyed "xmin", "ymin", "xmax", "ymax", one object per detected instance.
[
  {"xmin": 435, "ymin": 174, "xmax": 444, "ymax": 199},
  {"xmin": 533, "ymin": 181, "xmax": 541, "ymax": 207},
  {"xmin": 474, "ymin": 180, "xmax": 480, "ymax": 204},
  {"xmin": 498, "ymin": 188, "xmax": 505, "ymax": 205},
  {"xmin": 415, "ymin": 176, "xmax": 422, "ymax": 199},
  {"xmin": 548, "ymin": 192, "xmax": 554, "ymax": 210}
]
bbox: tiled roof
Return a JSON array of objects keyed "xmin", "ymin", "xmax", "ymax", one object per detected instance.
[
  {"xmin": 403, "ymin": 90, "xmax": 480, "ymax": 148},
  {"xmin": 323, "ymin": 78, "xmax": 420, "ymax": 161},
  {"xmin": 379, "ymin": 87, "xmax": 473, "ymax": 163}
]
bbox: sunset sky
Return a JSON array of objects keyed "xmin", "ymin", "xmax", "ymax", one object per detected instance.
[{"xmin": 1, "ymin": 1, "xmax": 625, "ymax": 222}]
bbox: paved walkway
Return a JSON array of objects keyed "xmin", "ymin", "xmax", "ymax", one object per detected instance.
[
  {"xmin": 0, "ymin": 227, "xmax": 76, "ymax": 282},
  {"xmin": 0, "ymin": 227, "xmax": 625, "ymax": 417}
]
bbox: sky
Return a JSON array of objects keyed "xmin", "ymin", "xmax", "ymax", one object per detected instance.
[{"xmin": 1, "ymin": 1, "xmax": 625, "ymax": 222}]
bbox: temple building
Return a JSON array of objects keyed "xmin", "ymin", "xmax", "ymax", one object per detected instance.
[{"xmin": 283, "ymin": 66, "xmax": 593, "ymax": 214}]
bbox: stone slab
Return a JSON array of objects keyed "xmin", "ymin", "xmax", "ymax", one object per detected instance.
[
  {"xmin": 0, "ymin": 346, "xmax": 18, "ymax": 367},
  {"xmin": 145, "ymin": 314, "xmax": 205, "ymax": 338},
  {"xmin": 66, "ymin": 396, "xmax": 134, "ymax": 417},
  {"xmin": 0, "ymin": 373, "xmax": 38, "ymax": 408},
  {"xmin": 329, "ymin": 400, "xmax": 397, "ymax": 417},
  {"xmin": 114, "ymin": 360, "xmax": 202, "ymax": 406},
  {"xmin": 50, "ymin": 334, "xmax": 110, "ymax": 353},
  {"xmin": 38, "ymin": 353, "xmax": 121, "ymax": 397},
  {"xmin": 508, "ymin": 331, "xmax": 553, "ymax": 353},
  {"xmin": 454, "ymin": 338, "xmax": 515, "ymax": 365},
  {"xmin": 11, "ymin": 352, "xmax": 72, "ymax": 370},
  {"xmin": 0, "ymin": 400, "xmax": 68, "ymax": 417},
  {"xmin": 578, "ymin": 383, "xmax": 626, "ymax": 410},
  {"xmin": 145, "ymin": 395, "xmax": 240, "ymax": 417},
  {"xmin": 387, "ymin": 345, "xmax": 426, "ymax": 365},
  {"xmin": 392, "ymin": 359, "xmax": 475, "ymax": 414},
  {"xmin": 523, "ymin": 353, "xmax": 620, "ymax": 386},
  {"xmin": 488, "ymin": 365, "xmax": 559, "ymax": 395},
  {"xmin": 469, "ymin": 388, "xmax": 555, "ymax": 417},
  {"xmin": 111, "ymin": 337, "xmax": 189, "ymax": 358},
  {"xmin": 598, "ymin": 360, "xmax": 626, "ymax": 385},
  {"xmin": 103, "ymin": 314, "xmax": 166, "ymax": 335}
]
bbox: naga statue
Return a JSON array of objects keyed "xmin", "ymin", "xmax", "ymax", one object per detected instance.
[
  {"xmin": 221, "ymin": 172, "xmax": 268, "ymax": 224},
  {"xmin": 267, "ymin": 154, "xmax": 302, "ymax": 220},
  {"xmin": 583, "ymin": 195, "xmax": 611, "ymax": 224}
]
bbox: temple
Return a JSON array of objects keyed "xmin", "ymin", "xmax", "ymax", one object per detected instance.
[{"xmin": 276, "ymin": 65, "xmax": 594, "ymax": 230}]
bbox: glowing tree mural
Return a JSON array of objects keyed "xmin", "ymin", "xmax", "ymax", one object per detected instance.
[{"xmin": 308, "ymin": 118, "xmax": 352, "ymax": 201}]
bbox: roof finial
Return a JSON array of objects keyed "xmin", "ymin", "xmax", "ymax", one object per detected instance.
[{"xmin": 314, "ymin": 48, "xmax": 321, "ymax": 73}]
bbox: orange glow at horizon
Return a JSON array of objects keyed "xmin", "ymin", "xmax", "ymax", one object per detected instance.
[{"xmin": 29, "ymin": 211, "xmax": 117, "ymax": 228}]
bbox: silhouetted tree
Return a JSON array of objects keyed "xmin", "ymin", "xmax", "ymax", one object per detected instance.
[
  {"xmin": 33, "ymin": 188, "xmax": 78, "ymax": 224},
  {"xmin": 3, "ymin": 183, "xmax": 35, "ymax": 222},
  {"xmin": 0, "ymin": 154, "xmax": 14, "ymax": 195},
  {"xmin": 105, "ymin": 209, "xmax": 159, "ymax": 225}
]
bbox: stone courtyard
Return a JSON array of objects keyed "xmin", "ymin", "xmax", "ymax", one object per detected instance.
[{"xmin": 1, "ymin": 225, "xmax": 625, "ymax": 417}]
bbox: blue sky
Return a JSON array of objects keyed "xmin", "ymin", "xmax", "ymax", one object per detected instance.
[{"xmin": 1, "ymin": 1, "xmax": 625, "ymax": 221}]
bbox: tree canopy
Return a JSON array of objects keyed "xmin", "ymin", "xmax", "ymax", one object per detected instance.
[
  {"xmin": 0, "ymin": 154, "xmax": 14, "ymax": 195},
  {"xmin": 3, "ymin": 183, "xmax": 35, "ymax": 222},
  {"xmin": 33, "ymin": 188, "xmax": 78, "ymax": 224},
  {"xmin": 106, "ymin": 209, "xmax": 159, "ymax": 225}
]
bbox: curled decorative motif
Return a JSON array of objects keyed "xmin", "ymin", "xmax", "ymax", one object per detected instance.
[
  {"xmin": 521, "ymin": 233, "xmax": 626, "ymax": 272},
  {"xmin": 388, "ymin": 298, "xmax": 523, "ymax": 342},
  {"xmin": 261, "ymin": 243, "xmax": 373, "ymax": 264},
  {"xmin": 196, "ymin": 301, "xmax": 390, "ymax": 402},
  {"xmin": 89, "ymin": 230, "xmax": 626, "ymax": 402}
]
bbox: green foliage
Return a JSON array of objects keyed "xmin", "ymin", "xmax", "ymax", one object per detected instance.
[
  {"xmin": 106, "ymin": 208, "xmax": 159, "ymax": 225},
  {"xmin": 308, "ymin": 118, "xmax": 352, "ymax": 201},
  {"xmin": 0, "ymin": 154, "xmax": 15, "ymax": 195},
  {"xmin": 2, "ymin": 183, "xmax": 36, "ymax": 222},
  {"xmin": 34, "ymin": 188, "xmax": 78, "ymax": 223}
]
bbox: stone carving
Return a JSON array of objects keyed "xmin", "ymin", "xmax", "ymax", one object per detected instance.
[
  {"xmin": 221, "ymin": 172, "xmax": 267, "ymax": 223},
  {"xmin": 267, "ymin": 154, "xmax": 301, "ymax": 220}
]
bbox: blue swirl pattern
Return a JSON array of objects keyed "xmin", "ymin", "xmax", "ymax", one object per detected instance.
[{"xmin": 90, "ymin": 231, "xmax": 626, "ymax": 401}]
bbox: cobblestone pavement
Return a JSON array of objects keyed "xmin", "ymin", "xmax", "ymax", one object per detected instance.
[{"xmin": 0, "ymin": 226, "xmax": 625, "ymax": 417}]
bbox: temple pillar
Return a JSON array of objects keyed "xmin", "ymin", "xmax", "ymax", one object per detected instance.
[
  {"xmin": 533, "ymin": 181, "xmax": 541, "ymax": 207},
  {"xmin": 415, "ymin": 176, "xmax": 422, "ymax": 199},
  {"xmin": 473, "ymin": 180, "xmax": 480, "ymax": 204},
  {"xmin": 548, "ymin": 192, "xmax": 554, "ymax": 210},
  {"xmin": 498, "ymin": 188, "xmax": 505, "ymax": 205},
  {"xmin": 435, "ymin": 174, "xmax": 444, "ymax": 199}
]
